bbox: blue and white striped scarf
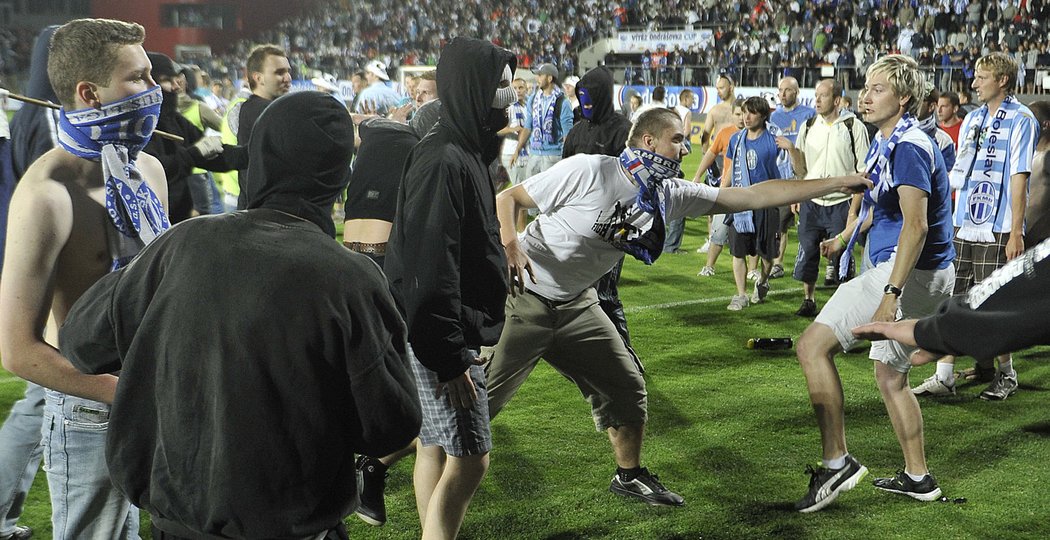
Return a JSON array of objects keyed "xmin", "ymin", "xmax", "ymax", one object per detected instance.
[
  {"xmin": 613, "ymin": 146, "xmax": 682, "ymax": 264},
  {"xmin": 949, "ymin": 96, "xmax": 1022, "ymax": 243},
  {"xmin": 839, "ymin": 113, "xmax": 916, "ymax": 279},
  {"xmin": 57, "ymin": 86, "xmax": 170, "ymax": 269}
]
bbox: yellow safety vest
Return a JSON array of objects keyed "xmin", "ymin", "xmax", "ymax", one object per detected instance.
[{"xmin": 214, "ymin": 96, "xmax": 247, "ymax": 198}]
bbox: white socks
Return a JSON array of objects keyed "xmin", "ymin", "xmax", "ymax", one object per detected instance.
[
  {"xmin": 936, "ymin": 361, "xmax": 955, "ymax": 384},
  {"xmin": 824, "ymin": 454, "xmax": 848, "ymax": 470}
]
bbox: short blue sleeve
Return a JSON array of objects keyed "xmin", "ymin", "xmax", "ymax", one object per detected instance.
[{"xmin": 892, "ymin": 141, "xmax": 932, "ymax": 195}]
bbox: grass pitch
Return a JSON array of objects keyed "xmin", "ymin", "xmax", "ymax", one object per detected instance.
[{"xmin": 2, "ymin": 151, "xmax": 1048, "ymax": 539}]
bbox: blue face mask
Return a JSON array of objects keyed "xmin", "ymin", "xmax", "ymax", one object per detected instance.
[{"xmin": 578, "ymin": 87, "xmax": 594, "ymax": 120}]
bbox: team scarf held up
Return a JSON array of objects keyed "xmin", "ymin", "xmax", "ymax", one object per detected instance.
[
  {"xmin": 948, "ymin": 95, "xmax": 1023, "ymax": 243},
  {"xmin": 57, "ymin": 85, "xmax": 170, "ymax": 270},
  {"xmin": 613, "ymin": 146, "xmax": 682, "ymax": 265},
  {"xmin": 838, "ymin": 113, "xmax": 917, "ymax": 280}
]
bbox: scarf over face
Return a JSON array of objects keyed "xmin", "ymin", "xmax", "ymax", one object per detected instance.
[
  {"xmin": 57, "ymin": 85, "xmax": 170, "ymax": 269},
  {"xmin": 614, "ymin": 146, "xmax": 682, "ymax": 265}
]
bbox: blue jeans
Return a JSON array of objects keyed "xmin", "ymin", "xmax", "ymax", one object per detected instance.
[
  {"xmin": 0, "ymin": 382, "xmax": 44, "ymax": 536},
  {"xmin": 43, "ymin": 389, "xmax": 139, "ymax": 540},
  {"xmin": 663, "ymin": 218, "xmax": 685, "ymax": 253},
  {"xmin": 187, "ymin": 173, "xmax": 225, "ymax": 215}
]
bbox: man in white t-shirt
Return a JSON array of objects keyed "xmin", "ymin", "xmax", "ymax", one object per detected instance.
[{"xmin": 484, "ymin": 108, "xmax": 869, "ymax": 507}]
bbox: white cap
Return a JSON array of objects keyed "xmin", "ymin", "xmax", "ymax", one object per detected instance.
[
  {"xmin": 311, "ymin": 73, "xmax": 338, "ymax": 93},
  {"xmin": 365, "ymin": 60, "xmax": 390, "ymax": 81},
  {"xmin": 564, "ymin": 76, "xmax": 580, "ymax": 87}
]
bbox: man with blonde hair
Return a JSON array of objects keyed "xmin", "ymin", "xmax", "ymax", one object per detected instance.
[
  {"xmin": 794, "ymin": 55, "xmax": 956, "ymax": 513},
  {"xmin": 911, "ymin": 52, "xmax": 1039, "ymax": 401}
]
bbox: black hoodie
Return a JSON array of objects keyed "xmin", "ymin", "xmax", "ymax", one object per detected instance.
[
  {"xmin": 9, "ymin": 25, "xmax": 60, "ymax": 179},
  {"xmin": 245, "ymin": 91, "xmax": 354, "ymax": 237},
  {"xmin": 562, "ymin": 66, "xmax": 632, "ymax": 159},
  {"xmin": 385, "ymin": 37, "xmax": 515, "ymax": 382},
  {"xmin": 59, "ymin": 91, "xmax": 419, "ymax": 539}
]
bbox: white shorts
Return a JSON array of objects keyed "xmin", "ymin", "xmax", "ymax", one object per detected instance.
[{"xmin": 815, "ymin": 257, "xmax": 955, "ymax": 372}]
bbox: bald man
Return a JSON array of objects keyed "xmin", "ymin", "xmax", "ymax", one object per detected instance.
[{"xmin": 769, "ymin": 76, "xmax": 816, "ymax": 278}]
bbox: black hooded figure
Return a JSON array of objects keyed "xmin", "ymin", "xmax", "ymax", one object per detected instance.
[
  {"xmin": 385, "ymin": 37, "xmax": 516, "ymax": 383},
  {"xmin": 562, "ymin": 66, "xmax": 632, "ymax": 159},
  {"xmin": 560, "ymin": 66, "xmax": 640, "ymax": 369},
  {"xmin": 58, "ymin": 91, "xmax": 421, "ymax": 539}
]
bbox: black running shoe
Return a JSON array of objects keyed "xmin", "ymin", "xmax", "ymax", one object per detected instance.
[
  {"xmin": 795, "ymin": 455, "xmax": 868, "ymax": 513},
  {"xmin": 355, "ymin": 456, "xmax": 388, "ymax": 526},
  {"xmin": 795, "ymin": 299, "xmax": 818, "ymax": 317},
  {"xmin": 609, "ymin": 467, "xmax": 685, "ymax": 506},
  {"xmin": 872, "ymin": 470, "xmax": 942, "ymax": 501}
]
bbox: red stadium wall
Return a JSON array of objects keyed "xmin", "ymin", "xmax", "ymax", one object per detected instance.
[{"xmin": 91, "ymin": 0, "xmax": 320, "ymax": 57}]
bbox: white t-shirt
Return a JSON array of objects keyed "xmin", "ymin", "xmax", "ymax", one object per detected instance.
[{"xmin": 520, "ymin": 154, "xmax": 718, "ymax": 300}]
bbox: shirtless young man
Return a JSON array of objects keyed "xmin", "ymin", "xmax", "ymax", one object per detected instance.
[
  {"xmin": 0, "ymin": 18, "xmax": 168, "ymax": 538},
  {"xmin": 696, "ymin": 75, "xmax": 738, "ymax": 253}
]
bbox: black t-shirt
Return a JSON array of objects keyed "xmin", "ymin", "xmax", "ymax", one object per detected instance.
[{"xmin": 343, "ymin": 121, "xmax": 419, "ymax": 221}]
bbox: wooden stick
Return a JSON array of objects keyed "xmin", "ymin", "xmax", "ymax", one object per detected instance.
[{"xmin": 6, "ymin": 91, "xmax": 186, "ymax": 142}]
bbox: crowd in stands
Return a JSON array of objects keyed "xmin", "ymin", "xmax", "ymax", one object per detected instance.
[
  {"xmin": 613, "ymin": 0, "xmax": 1050, "ymax": 92},
  {"xmin": 6, "ymin": 1, "xmax": 1050, "ymax": 95}
]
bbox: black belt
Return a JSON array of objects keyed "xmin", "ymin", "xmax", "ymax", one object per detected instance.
[
  {"xmin": 525, "ymin": 288, "xmax": 580, "ymax": 309},
  {"xmin": 344, "ymin": 241, "xmax": 387, "ymax": 256}
]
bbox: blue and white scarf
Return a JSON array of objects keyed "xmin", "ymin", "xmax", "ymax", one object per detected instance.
[
  {"xmin": 57, "ymin": 86, "xmax": 170, "ymax": 269},
  {"xmin": 530, "ymin": 88, "xmax": 564, "ymax": 148},
  {"xmin": 728, "ymin": 122, "xmax": 792, "ymax": 233},
  {"xmin": 838, "ymin": 113, "xmax": 916, "ymax": 279},
  {"xmin": 613, "ymin": 146, "xmax": 682, "ymax": 264},
  {"xmin": 949, "ymin": 96, "xmax": 1022, "ymax": 243}
]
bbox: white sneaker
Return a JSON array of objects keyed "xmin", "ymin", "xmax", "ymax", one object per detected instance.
[
  {"xmin": 747, "ymin": 269, "xmax": 759, "ymax": 281},
  {"xmin": 697, "ymin": 266, "xmax": 716, "ymax": 277},
  {"xmin": 727, "ymin": 294, "xmax": 749, "ymax": 311},
  {"xmin": 697, "ymin": 241, "xmax": 711, "ymax": 254},
  {"xmin": 912, "ymin": 374, "xmax": 956, "ymax": 396}
]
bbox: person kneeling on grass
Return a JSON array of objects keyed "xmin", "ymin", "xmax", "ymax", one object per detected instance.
[{"xmin": 485, "ymin": 107, "xmax": 870, "ymax": 507}]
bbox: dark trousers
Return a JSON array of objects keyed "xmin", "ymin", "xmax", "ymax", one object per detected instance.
[{"xmin": 152, "ymin": 521, "xmax": 350, "ymax": 540}]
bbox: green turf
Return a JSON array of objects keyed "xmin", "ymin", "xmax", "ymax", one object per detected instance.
[{"xmin": 2, "ymin": 150, "xmax": 1049, "ymax": 539}]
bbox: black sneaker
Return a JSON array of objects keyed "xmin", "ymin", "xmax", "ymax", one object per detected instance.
[
  {"xmin": 795, "ymin": 299, "xmax": 818, "ymax": 317},
  {"xmin": 873, "ymin": 470, "xmax": 942, "ymax": 501},
  {"xmin": 355, "ymin": 456, "xmax": 388, "ymax": 526},
  {"xmin": 609, "ymin": 467, "xmax": 685, "ymax": 506},
  {"xmin": 0, "ymin": 526, "xmax": 32, "ymax": 540},
  {"xmin": 795, "ymin": 455, "xmax": 868, "ymax": 513}
]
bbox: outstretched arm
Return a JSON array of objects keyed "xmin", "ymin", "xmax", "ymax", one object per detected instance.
[{"xmin": 710, "ymin": 175, "xmax": 870, "ymax": 215}]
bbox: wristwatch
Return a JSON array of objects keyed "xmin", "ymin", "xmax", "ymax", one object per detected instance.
[{"xmin": 884, "ymin": 284, "xmax": 903, "ymax": 298}]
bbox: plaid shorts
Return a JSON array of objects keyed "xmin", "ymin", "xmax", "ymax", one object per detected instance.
[
  {"xmin": 410, "ymin": 348, "xmax": 492, "ymax": 457},
  {"xmin": 952, "ymin": 231, "xmax": 1009, "ymax": 295}
]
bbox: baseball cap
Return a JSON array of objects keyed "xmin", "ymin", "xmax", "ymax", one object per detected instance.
[
  {"xmin": 365, "ymin": 60, "xmax": 390, "ymax": 81},
  {"xmin": 536, "ymin": 63, "xmax": 559, "ymax": 81}
]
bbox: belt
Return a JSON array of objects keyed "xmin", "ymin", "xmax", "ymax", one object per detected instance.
[
  {"xmin": 344, "ymin": 241, "xmax": 387, "ymax": 256},
  {"xmin": 525, "ymin": 288, "xmax": 580, "ymax": 309}
]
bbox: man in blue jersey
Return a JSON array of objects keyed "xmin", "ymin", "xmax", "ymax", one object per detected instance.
[
  {"xmin": 723, "ymin": 97, "xmax": 787, "ymax": 310},
  {"xmin": 793, "ymin": 55, "xmax": 957, "ymax": 513},
  {"xmin": 911, "ymin": 52, "xmax": 1039, "ymax": 401},
  {"xmin": 770, "ymin": 76, "xmax": 816, "ymax": 278}
]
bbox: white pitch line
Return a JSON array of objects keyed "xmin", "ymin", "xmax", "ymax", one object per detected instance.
[{"xmin": 624, "ymin": 286, "xmax": 804, "ymax": 313}]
